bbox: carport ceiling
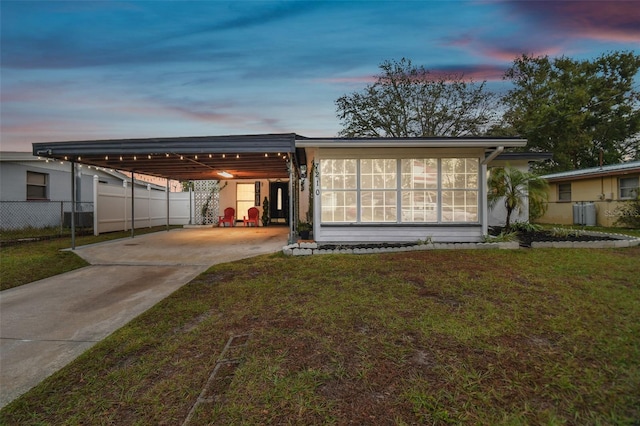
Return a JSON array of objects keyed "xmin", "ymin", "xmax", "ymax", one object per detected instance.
[{"xmin": 32, "ymin": 133, "xmax": 300, "ymax": 181}]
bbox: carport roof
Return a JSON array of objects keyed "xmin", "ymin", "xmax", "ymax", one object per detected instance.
[
  {"xmin": 33, "ymin": 133, "xmax": 300, "ymax": 181},
  {"xmin": 33, "ymin": 133, "xmax": 528, "ymax": 181}
]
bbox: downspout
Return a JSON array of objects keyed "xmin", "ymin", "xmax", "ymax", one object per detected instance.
[
  {"xmin": 481, "ymin": 146, "xmax": 504, "ymax": 166},
  {"xmin": 481, "ymin": 147, "xmax": 504, "ymax": 237}
]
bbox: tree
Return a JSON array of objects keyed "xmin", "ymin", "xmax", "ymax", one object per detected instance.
[
  {"xmin": 501, "ymin": 51, "xmax": 640, "ymax": 173},
  {"xmin": 336, "ymin": 58, "xmax": 496, "ymax": 137},
  {"xmin": 487, "ymin": 166, "xmax": 549, "ymax": 232}
]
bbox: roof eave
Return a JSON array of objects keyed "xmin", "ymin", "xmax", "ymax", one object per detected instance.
[{"xmin": 295, "ymin": 138, "xmax": 527, "ymax": 148}]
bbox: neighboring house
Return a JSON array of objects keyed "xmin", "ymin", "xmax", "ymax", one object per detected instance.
[
  {"xmin": 538, "ymin": 161, "xmax": 640, "ymax": 227},
  {"xmin": 485, "ymin": 152, "xmax": 553, "ymax": 228},
  {"xmin": 0, "ymin": 152, "xmax": 170, "ymax": 230},
  {"xmin": 32, "ymin": 134, "xmax": 545, "ymax": 243}
]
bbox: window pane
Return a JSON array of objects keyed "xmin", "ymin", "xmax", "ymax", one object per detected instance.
[
  {"xmin": 441, "ymin": 190, "xmax": 478, "ymax": 222},
  {"xmin": 442, "ymin": 158, "xmax": 478, "ymax": 189},
  {"xmin": 620, "ymin": 177, "xmax": 638, "ymax": 198},
  {"xmin": 321, "ymin": 191, "xmax": 357, "ymax": 222},
  {"xmin": 401, "ymin": 191, "xmax": 438, "ymax": 222},
  {"xmin": 401, "ymin": 159, "xmax": 437, "ymax": 189},
  {"xmin": 27, "ymin": 172, "xmax": 47, "ymax": 185},
  {"xmin": 361, "ymin": 191, "xmax": 396, "ymax": 222},
  {"xmin": 558, "ymin": 183, "xmax": 571, "ymax": 202},
  {"xmin": 321, "ymin": 159, "xmax": 357, "ymax": 190},
  {"xmin": 361, "ymin": 159, "xmax": 396, "ymax": 189},
  {"xmin": 27, "ymin": 185, "xmax": 47, "ymax": 199}
]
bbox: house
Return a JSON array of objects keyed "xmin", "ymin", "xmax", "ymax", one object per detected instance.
[
  {"xmin": 538, "ymin": 161, "xmax": 640, "ymax": 227},
  {"xmin": 32, "ymin": 134, "xmax": 542, "ymax": 243}
]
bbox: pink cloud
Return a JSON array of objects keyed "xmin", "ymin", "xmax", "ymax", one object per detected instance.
[{"xmin": 507, "ymin": 1, "xmax": 640, "ymax": 43}]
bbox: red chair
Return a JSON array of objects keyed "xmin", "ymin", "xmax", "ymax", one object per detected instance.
[
  {"xmin": 218, "ymin": 207, "xmax": 235, "ymax": 227},
  {"xmin": 243, "ymin": 207, "xmax": 260, "ymax": 227}
]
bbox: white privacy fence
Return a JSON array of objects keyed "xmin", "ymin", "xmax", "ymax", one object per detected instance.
[{"xmin": 93, "ymin": 176, "xmax": 192, "ymax": 235}]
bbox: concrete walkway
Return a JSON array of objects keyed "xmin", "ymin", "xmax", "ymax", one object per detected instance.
[{"xmin": 0, "ymin": 226, "xmax": 289, "ymax": 409}]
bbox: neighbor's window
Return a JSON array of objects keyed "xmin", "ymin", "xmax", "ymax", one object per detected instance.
[
  {"xmin": 26, "ymin": 171, "xmax": 48, "ymax": 200},
  {"xmin": 319, "ymin": 157, "xmax": 479, "ymax": 224},
  {"xmin": 619, "ymin": 176, "xmax": 639, "ymax": 199},
  {"xmin": 320, "ymin": 159, "xmax": 357, "ymax": 222},
  {"xmin": 558, "ymin": 183, "xmax": 572, "ymax": 202}
]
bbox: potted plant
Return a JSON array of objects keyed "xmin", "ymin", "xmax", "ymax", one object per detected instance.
[
  {"xmin": 298, "ymin": 220, "xmax": 312, "ymax": 240},
  {"xmin": 261, "ymin": 197, "xmax": 270, "ymax": 227}
]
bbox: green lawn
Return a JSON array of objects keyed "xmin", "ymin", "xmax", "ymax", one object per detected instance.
[
  {"xmin": 1, "ymin": 245, "xmax": 639, "ymax": 424},
  {"xmin": 0, "ymin": 226, "xmax": 178, "ymax": 291}
]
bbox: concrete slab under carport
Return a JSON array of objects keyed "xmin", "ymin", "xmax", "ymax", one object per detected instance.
[{"xmin": 0, "ymin": 226, "xmax": 288, "ymax": 409}]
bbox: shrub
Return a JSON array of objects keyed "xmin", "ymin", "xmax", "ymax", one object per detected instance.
[{"xmin": 613, "ymin": 196, "xmax": 640, "ymax": 228}]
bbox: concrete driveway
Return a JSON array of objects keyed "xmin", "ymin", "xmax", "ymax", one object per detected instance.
[{"xmin": 0, "ymin": 226, "xmax": 288, "ymax": 409}]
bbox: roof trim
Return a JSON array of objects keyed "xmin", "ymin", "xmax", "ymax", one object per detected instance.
[
  {"xmin": 541, "ymin": 161, "xmax": 640, "ymax": 182},
  {"xmin": 295, "ymin": 136, "xmax": 527, "ymax": 148}
]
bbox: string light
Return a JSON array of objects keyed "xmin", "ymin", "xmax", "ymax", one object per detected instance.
[
  {"xmin": 236, "ymin": 154, "xmax": 239, "ymax": 158},
  {"xmin": 222, "ymin": 154, "xmax": 226, "ymax": 158},
  {"xmin": 105, "ymin": 155, "xmax": 109, "ymax": 160},
  {"xmin": 209, "ymin": 154, "xmax": 212, "ymax": 158},
  {"xmin": 195, "ymin": 155, "xmax": 198, "ymax": 160}
]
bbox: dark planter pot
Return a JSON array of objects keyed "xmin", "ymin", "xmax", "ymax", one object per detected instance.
[{"xmin": 299, "ymin": 230, "xmax": 310, "ymax": 240}]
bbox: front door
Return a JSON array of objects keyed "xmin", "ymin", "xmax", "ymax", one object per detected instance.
[{"xmin": 269, "ymin": 181, "xmax": 289, "ymax": 224}]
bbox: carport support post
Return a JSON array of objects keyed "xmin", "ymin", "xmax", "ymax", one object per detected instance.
[
  {"xmin": 71, "ymin": 161, "xmax": 76, "ymax": 250},
  {"xmin": 166, "ymin": 178, "xmax": 170, "ymax": 231},
  {"xmin": 131, "ymin": 171, "xmax": 135, "ymax": 238},
  {"xmin": 289, "ymin": 161, "xmax": 294, "ymax": 244}
]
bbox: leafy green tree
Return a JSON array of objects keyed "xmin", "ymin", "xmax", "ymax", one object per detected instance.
[
  {"xmin": 501, "ymin": 51, "xmax": 640, "ymax": 173},
  {"xmin": 336, "ymin": 58, "xmax": 496, "ymax": 137},
  {"xmin": 488, "ymin": 166, "xmax": 549, "ymax": 232}
]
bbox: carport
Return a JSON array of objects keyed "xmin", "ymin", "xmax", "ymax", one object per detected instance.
[{"xmin": 33, "ymin": 133, "xmax": 307, "ymax": 246}]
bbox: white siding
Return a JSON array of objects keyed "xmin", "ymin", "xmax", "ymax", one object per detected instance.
[{"xmin": 317, "ymin": 225, "xmax": 483, "ymax": 243}]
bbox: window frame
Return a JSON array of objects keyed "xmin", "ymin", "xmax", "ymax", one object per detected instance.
[
  {"xmin": 557, "ymin": 183, "xmax": 572, "ymax": 202},
  {"xmin": 236, "ymin": 183, "xmax": 256, "ymax": 220},
  {"xmin": 619, "ymin": 176, "xmax": 639, "ymax": 199},
  {"xmin": 319, "ymin": 157, "xmax": 480, "ymax": 225},
  {"xmin": 26, "ymin": 171, "xmax": 49, "ymax": 200}
]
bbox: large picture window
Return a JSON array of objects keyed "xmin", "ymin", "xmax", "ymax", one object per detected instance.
[{"xmin": 319, "ymin": 157, "xmax": 479, "ymax": 224}]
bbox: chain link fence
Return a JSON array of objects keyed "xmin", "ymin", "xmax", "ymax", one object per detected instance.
[{"xmin": 0, "ymin": 201, "xmax": 94, "ymax": 242}]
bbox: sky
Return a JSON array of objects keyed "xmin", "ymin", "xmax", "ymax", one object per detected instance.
[{"xmin": 1, "ymin": 0, "xmax": 639, "ymax": 152}]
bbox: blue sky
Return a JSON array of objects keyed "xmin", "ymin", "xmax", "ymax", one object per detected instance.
[{"xmin": 2, "ymin": 0, "xmax": 639, "ymax": 151}]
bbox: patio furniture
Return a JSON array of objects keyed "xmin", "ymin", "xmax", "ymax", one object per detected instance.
[
  {"xmin": 243, "ymin": 207, "xmax": 260, "ymax": 227},
  {"xmin": 218, "ymin": 207, "xmax": 235, "ymax": 227}
]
